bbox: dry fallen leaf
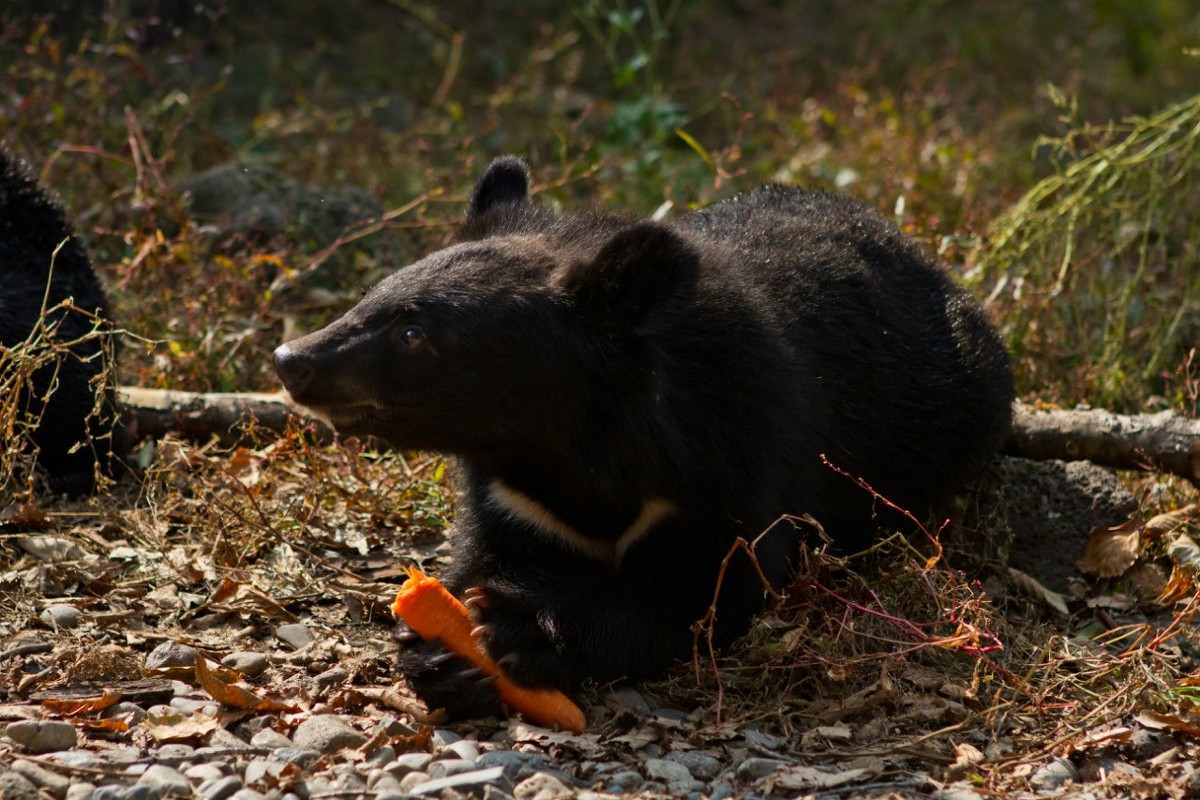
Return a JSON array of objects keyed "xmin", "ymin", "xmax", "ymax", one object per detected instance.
[
  {"xmin": 1134, "ymin": 709, "xmax": 1200, "ymax": 738},
  {"xmin": 42, "ymin": 687, "xmax": 122, "ymax": 716},
  {"xmin": 1008, "ymin": 567, "xmax": 1070, "ymax": 615},
  {"xmin": 194, "ymin": 657, "xmax": 295, "ymax": 712},
  {"xmin": 143, "ymin": 709, "xmax": 222, "ymax": 742},
  {"xmin": 1078, "ymin": 517, "xmax": 1142, "ymax": 578}
]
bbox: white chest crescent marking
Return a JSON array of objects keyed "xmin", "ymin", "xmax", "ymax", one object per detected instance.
[{"xmin": 486, "ymin": 480, "xmax": 675, "ymax": 565}]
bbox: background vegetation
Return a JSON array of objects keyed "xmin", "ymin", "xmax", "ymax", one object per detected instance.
[{"xmin": 3, "ymin": 0, "xmax": 1199, "ymax": 410}]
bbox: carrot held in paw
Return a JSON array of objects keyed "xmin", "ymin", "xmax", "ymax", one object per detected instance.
[{"xmin": 391, "ymin": 565, "xmax": 586, "ymax": 734}]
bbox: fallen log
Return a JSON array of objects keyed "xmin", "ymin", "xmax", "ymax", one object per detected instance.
[
  {"xmin": 117, "ymin": 386, "xmax": 332, "ymax": 444},
  {"xmin": 1006, "ymin": 404, "xmax": 1200, "ymax": 486},
  {"xmin": 117, "ymin": 388, "xmax": 1200, "ymax": 485}
]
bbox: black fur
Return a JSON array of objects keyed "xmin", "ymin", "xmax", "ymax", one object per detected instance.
[
  {"xmin": 0, "ymin": 147, "xmax": 123, "ymax": 494},
  {"xmin": 274, "ymin": 156, "xmax": 1014, "ymax": 719}
]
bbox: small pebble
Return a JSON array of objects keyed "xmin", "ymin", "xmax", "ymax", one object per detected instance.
[
  {"xmin": 153, "ymin": 743, "xmax": 195, "ymax": 763},
  {"xmin": 145, "ymin": 641, "xmax": 197, "ymax": 670},
  {"xmin": 427, "ymin": 758, "xmax": 477, "ymax": 779},
  {"xmin": 398, "ymin": 772, "xmax": 431, "ymax": 793},
  {"xmin": 198, "ymin": 776, "xmax": 243, "ymax": 800},
  {"xmin": 249, "ymin": 728, "xmax": 293, "ymax": 749},
  {"xmin": 667, "ymin": 751, "xmax": 722, "ymax": 780},
  {"xmin": 292, "ymin": 714, "xmax": 366, "ymax": 754},
  {"xmin": 606, "ymin": 770, "xmax": 644, "ymax": 792},
  {"xmin": 1030, "ymin": 757, "xmax": 1079, "ymax": 790},
  {"xmin": 366, "ymin": 744, "xmax": 397, "ymax": 765},
  {"xmin": 432, "ymin": 728, "xmax": 463, "ymax": 747},
  {"xmin": 275, "ymin": 623, "xmax": 315, "ymax": 650},
  {"xmin": 11, "ymin": 760, "xmax": 70, "ymax": 799},
  {"xmin": 221, "ymin": 651, "xmax": 270, "ymax": 678},
  {"xmin": 227, "ymin": 791, "xmax": 267, "ymax": 800},
  {"xmin": 5, "ymin": 720, "xmax": 78, "ymax": 753},
  {"xmin": 65, "ymin": 783, "xmax": 96, "ymax": 800},
  {"xmin": 92, "ymin": 787, "xmax": 157, "ymax": 800},
  {"xmin": 184, "ymin": 763, "xmax": 230, "ymax": 783},
  {"xmin": 270, "ymin": 747, "xmax": 322, "ymax": 767},
  {"xmin": 441, "ymin": 739, "xmax": 481, "ymax": 762},
  {"xmin": 40, "ymin": 604, "xmax": 82, "ymax": 629},
  {"xmin": 709, "ymin": 782, "xmax": 735, "ymax": 800},
  {"xmin": 386, "ymin": 752, "xmax": 434, "ymax": 776},
  {"xmin": 0, "ymin": 773, "xmax": 42, "ymax": 800},
  {"xmin": 646, "ymin": 758, "xmax": 693, "ymax": 792},
  {"xmin": 411, "ymin": 766, "xmax": 512, "ymax": 797},
  {"xmin": 137, "ymin": 764, "xmax": 191, "ymax": 797},
  {"xmin": 736, "ymin": 757, "xmax": 789, "ymax": 781}
]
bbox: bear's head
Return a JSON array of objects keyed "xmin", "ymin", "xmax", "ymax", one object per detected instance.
[{"xmin": 273, "ymin": 156, "xmax": 699, "ymax": 457}]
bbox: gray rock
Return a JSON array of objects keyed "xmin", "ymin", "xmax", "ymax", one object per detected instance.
[
  {"xmin": 249, "ymin": 728, "xmax": 293, "ymax": 749},
  {"xmin": 5, "ymin": 719, "xmax": 78, "ymax": 753},
  {"xmin": 366, "ymin": 744, "xmax": 397, "ymax": 765},
  {"xmin": 40, "ymin": 604, "xmax": 83, "ymax": 629},
  {"xmin": 477, "ymin": 751, "xmax": 545, "ymax": 777},
  {"xmin": 153, "ymin": 744, "xmax": 195, "ymax": 763},
  {"xmin": 137, "ymin": 764, "xmax": 191, "ymax": 797},
  {"xmin": 1030, "ymin": 757, "xmax": 1079, "ymax": 790},
  {"xmin": 667, "ymin": 751, "xmax": 722, "ymax": 780},
  {"xmin": 411, "ymin": 766, "xmax": 512, "ymax": 797},
  {"xmin": 221, "ymin": 651, "xmax": 270, "ymax": 678},
  {"xmin": 386, "ymin": 752, "xmax": 434, "ymax": 776},
  {"xmin": 398, "ymin": 772, "xmax": 431, "ymax": 793},
  {"xmin": 291, "ymin": 714, "xmax": 366, "ymax": 754},
  {"xmin": 65, "ymin": 783, "xmax": 96, "ymax": 800},
  {"xmin": 605, "ymin": 687, "xmax": 652, "ymax": 713},
  {"xmin": 709, "ymin": 782, "xmax": 735, "ymax": 800},
  {"xmin": 197, "ymin": 775, "xmax": 243, "ymax": 800},
  {"xmin": 275, "ymin": 623, "xmax": 316, "ymax": 650},
  {"xmin": 11, "ymin": 758, "xmax": 71, "ymax": 799},
  {"xmin": 736, "ymin": 757, "xmax": 789, "ymax": 781},
  {"xmin": 47, "ymin": 751, "xmax": 103, "ymax": 770},
  {"xmin": 144, "ymin": 641, "xmax": 197, "ymax": 670},
  {"xmin": 432, "ymin": 728, "xmax": 463, "ymax": 747},
  {"xmin": 427, "ymin": 758, "xmax": 478, "ymax": 779},
  {"xmin": 184, "ymin": 763, "xmax": 229, "ymax": 784},
  {"xmin": 932, "ymin": 785, "xmax": 986, "ymax": 800},
  {"xmin": 270, "ymin": 747, "xmax": 321, "ymax": 767},
  {"xmin": 92, "ymin": 788, "xmax": 157, "ymax": 800},
  {"xmin": 0, "ymin": 771, "xmax": 44, "ymax": 800},
  {"xmin": 169, "ymin": 697, "xmax": 219, "ymax": 716},
  {"xmin": 367, "ymin": 773, "xmax": 407, "ymax": 798},
  {"xmin": 227, "ymin": 791, "xmax": 267, "ymax": 800},
  {"xmin": 605, "ymin": 771, "xmax": 644, "ymax": 792},
  {"xmin": 651, "ymin": 707, "xmax": 689, "ymax": 723},
  {"xmin": 441, "ymin": 739, "xmax": 481, "ymax": 763},
  {"xmin": 206, "ymin": 727, "xmax": 250, "ymax": 749},
  {"xmin": 308, "ymin": 667, "xmax": 347, "ymax": 697},
  {"xmin": 646, "ymin": 758, "xmax": 693, "ymax": 792}
]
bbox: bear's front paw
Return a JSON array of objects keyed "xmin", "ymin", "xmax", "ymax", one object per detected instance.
[
  {"xmin": 395, "ymin": 623, "xmax": 503, "ymax": 720},
  {"xmin": 465, "ymin": 585, "xmax": 573, "ymax": 692}
]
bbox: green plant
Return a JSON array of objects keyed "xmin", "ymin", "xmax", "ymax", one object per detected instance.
[{"xmin": 974, "ymin": 90, "xmax": 1200, "ymax": 410}]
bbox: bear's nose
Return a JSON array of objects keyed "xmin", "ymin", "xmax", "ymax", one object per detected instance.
[{"xmin": 273, "ymin": 343, "xmax": 313, "ymax": 396}]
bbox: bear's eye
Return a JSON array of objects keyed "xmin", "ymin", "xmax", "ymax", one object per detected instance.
[{"xmin": 400, "ymin": 324, "xmax": 425, "ymax": 349}]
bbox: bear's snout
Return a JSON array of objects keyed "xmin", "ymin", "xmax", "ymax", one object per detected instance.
[{"xmin": 273, "ymin": 343, "xmax": 314, "ymax": 397}]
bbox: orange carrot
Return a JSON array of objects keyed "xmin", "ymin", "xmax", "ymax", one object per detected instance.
[{"xmin": 391, "ymin": 565, "xmax": 586, "ymax": 734}]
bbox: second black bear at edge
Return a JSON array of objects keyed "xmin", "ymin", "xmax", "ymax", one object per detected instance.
[{"xmin": 273, "ymin": 156, "xmax": 1015, "ymax": 719}]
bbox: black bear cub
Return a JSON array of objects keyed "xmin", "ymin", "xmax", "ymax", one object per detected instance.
[
  {"xmin": 274, "ymin": 156, "xmax": 1014, "ymax": 719},
  {"xmin": 0, "ymin": 147, "xmax": 123, "ymax": 495}
]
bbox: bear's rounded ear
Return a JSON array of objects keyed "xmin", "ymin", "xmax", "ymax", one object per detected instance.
[
  {"xmin": 467, "ymin": 156, "xmax": 531, "ymax": 219},
  {"xmin": 558, "ymin": 221, "xmax": 699, "ymax": 331}
]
